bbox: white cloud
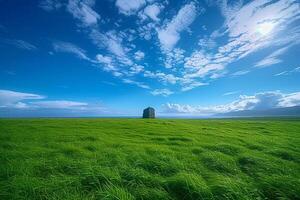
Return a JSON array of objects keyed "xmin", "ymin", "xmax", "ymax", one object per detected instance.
[
  {"xmin": 64, "ymin": 0, "xmax": 145, "ymax": 90},
  {"xmin": 279, "ymin": 92, "xmax": 300, "ymax": 107},
  {"xmin": 53, "ymin": 41, "xmax": 90, "ymax": 60},
  {"xmin": 0, "ymin": 89, "xmax": 91, "ymax": 111},
  {"xmin": 39, "ymin": 0, "xmax": 63, "ymax": 11},
  {"xmin": 198, "ymin": 37, "xmax": 216, "ymax": 49},
  {"xmin": 96, "ymin": 54, "xmax": 113, "ymax": 65},
  {"xmin": 116, "ymin": 0, "xmax": 146, "ymax": 15},
  {"xmin": 122, "ymin": 79, "xmax": 150, "ymax": 89},
  {"xmin": 255, "ymin": 46, "xmax": 290, "ymax": 68},
  {"xmin": 151, "ymin": 89, "xmax": 173, "ymax": 97},
  {"xmin": 30, "ymin": 100, "xmax": 88, "ymax": 109},
  {"xmin": 163, "ymin": 91, "xmax": 300, "ymax": 115},
  {"xmin": 141, "ymin": 3, "xmax": 162, "ymax": 21},
  {"xmin": 231, "ymin": 70, "xmax": 250, "ymax": 76},
  {"xmin": 143, "ymin": 69, "xmax": 207, "ymax": 92},
  {"xmin": 67, "ymin": 0, "xmax": 100, "ymax": 27},
  {"xmin": 181, "ymin": 82, "xmax": 207, "ymax": 92},
  {"xmin": 113, "ymin": 71, "xmax": 123, "ymax": 77},
  {"xmin": 292, "ymin": 66, "xmax": 300, "ymax": 72},
  {"xmin": 0, "ymin": 90, "xmax": 45, "ymax": 108},
  {"xmin": 183, "ymin": 50, "xmax": 214, "ymax": 76},
  {"xmin": 144, "ymin": 71, "xmax": 180, "ymax": 84},
  {"xmin": 14, "ymin": 102, "xmax": 28, "ymax": 109},
  {"xmin": 255, "ymin": 58, "xmax": 282, "ymax": 68},
  {"xmin": 274, "ymin": 71, "xmax": 289, "ymax": 76},
  {"xmin": 224, "ymin": 1, "xmax": 299, "ymax": 38},
  {"xmin": 184, "ymin": 54, "xmax": 225, "ymax": 78},
  {"xmin": 54, "ymin": 0, "xmax": 130, "ymax": 67},
  {"xmin": 129, "ymin": 64, "xmax": 144, "ymax": 74},
  {"xmin": 223, "ymin": 91, "xmax": 240, "ymax": 96},
  {"xmin": 164, "ymin": 48, "xmax": 185, "ymax": 68},
  {"xmin": 90, "ymin": 30, "xmax": 133, "ymax": 66},
  {"xmin": 95, "ymin": 54, "xmax": 116, "ymax": 71},
  {"xmin": 105, "ymin": 32, "xmax": 127, "ymax": 58},
  {"xmin": 183, "ymin": 0, "xmax": 300, "ymax": 80},
  {"xmin": 274, "ymin": 66, "xmax": 300, "ymax": 76},
  {"xmin": 217, "ymin": 0, "xmax": 244, "ymax": 21},
  {"xmin": 65, "ymin": 0, "xmax": 133, "ymax": 77},
  {"xmin": 41, "ymin": 0, "xmax": 300, "ymax": 94},
  {"xmin": 65, "ymin": 1, "xmax": 143, "ymax": 88},
  {"xmin": 210, "ymin": 71, "xmax": 227, "ymax": 79},
  {"xmin": 134, "ymin": 50, "xmax": 145, "ymax": 60},
  {"xmin": 137, "ymin": 21, "xmax": 157, "ymax": 40},
  {"xmin": 157, "ymin": 2, "xmax": 198, "ymax": 50}
]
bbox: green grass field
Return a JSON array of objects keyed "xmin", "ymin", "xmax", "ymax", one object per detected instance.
[{"xmin": 0, "ymin": 118, "xmax": 300, "ymax": 200}]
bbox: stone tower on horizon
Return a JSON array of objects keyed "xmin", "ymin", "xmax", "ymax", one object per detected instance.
[{"xmin": 143, "ymin": 107, "xmax": 155, "ymax": 118}]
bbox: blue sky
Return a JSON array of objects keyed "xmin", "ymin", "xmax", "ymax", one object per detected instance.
[{"xmin": 0, "ymin": 0, "xmax": 300, "ymax": 117}]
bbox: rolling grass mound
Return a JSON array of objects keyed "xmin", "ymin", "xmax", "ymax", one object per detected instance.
[{"xmin": 0, "ymin": 118, "xmax": 299, "ymax": 199}]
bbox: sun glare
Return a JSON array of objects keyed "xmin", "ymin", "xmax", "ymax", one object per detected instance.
[{"xmin": 257, "ymin": 22, "xmax": 276, "ymax": 35}]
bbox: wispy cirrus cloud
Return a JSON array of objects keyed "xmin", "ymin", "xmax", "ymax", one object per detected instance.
[
  {"xmin": 0, "ymin": 89, "xmax": 113, "ymax": 117},
  {"xmin": 0, "ymin": 89, "xmax": 108, "ymax": 115},
  {"xmin": 39, "ymin": 0, "xmax": 63, "ymax": 12},
  {"xmin": 255, "ymin": 46, "xmax": 290, "ymax": 68},
  {"xmin": 151, "ymin": 89, "xmax": 173, "ymax": 97},
  {"xmin": 53, "ymin": 41, "xmax": 91, "ymax": 61},
  {"xmin": 30, "ymin": 100, "xmax": 88, "ymax": 109},
  {"xmin": 89, "ymin": 29, "xmax": 133, "ymax": 68},
  {"xmin": 143, "ymin": 69, "xmax": 208, "ymax": 91},
  {"xmin": 0, "ymin": 90, "xmax": 45, "ymax": 108},
  {"xmin": 223, "ymin": 91, "xmax": 240, "ymax": 96},
  {"xmin": 49, "ymin": 0, "xmax": 136, "ymax": 82},
  {"xmin": 65, "ymin": 1, "xmax": 132, "ymax": 68},
  {"xmin": 181, "ymin": 82, "xmax": 208, "ymax": 92},
  {"xmin": 1, "ymin": 39, "xmax": 37, "ymax": 50},
  {"xmin": 122, "ymin": 78, "xmax": 150, "ymax": 89},
  {"xmin": 0, "ymin": 89, "xmax": 88, "ymax": 110},
  {"xmin": 231, "ymin": 70, "xmax": 250, "ymax": 77},
  {"xmin": 38, "ymin": 0, "xmax": 300, "ymax": 95},
  {"xmin": 274, "ymin": 66, "xmax": 300, "ymax": 76},
  {"xmin": 255, "ymin": 57, "xmax": 282, "ymax": 68},
  {"xmin": 183, "ymin": 0, "xmax": 300, "ymax": 84}
]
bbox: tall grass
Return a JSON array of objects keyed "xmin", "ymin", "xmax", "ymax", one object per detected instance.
[{"xmin": 0, "ymin": 118, "xmax": 299, "ymax": 199}]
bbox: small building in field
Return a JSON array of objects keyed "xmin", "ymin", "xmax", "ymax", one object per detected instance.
[{"xmin": 143, "ymin": 107, "xmax": 155, "ymax": 118}]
